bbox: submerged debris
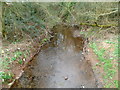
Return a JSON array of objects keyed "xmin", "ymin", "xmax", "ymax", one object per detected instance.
[{"xmin": 64, "ymin": 77, "xmax": 68, "ymax": 80}]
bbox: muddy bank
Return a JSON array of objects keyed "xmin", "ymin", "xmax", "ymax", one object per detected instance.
[
  {"xmin": 2, "ymin": 34, "xmax": 50, "ymax": 88},
  {"xmin": 84, "ymin": 27, "xmax": 118, "ymax": 88},
  {"xmin": 84, "ymin": 47, "xmax": 104, "ymax": 88},
  {"xmin": 11, "ymin": 25, "xmax": 98, "ymax": 88}
]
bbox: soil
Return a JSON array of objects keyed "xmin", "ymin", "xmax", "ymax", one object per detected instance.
[
  {"xmin": 2, "ymin": 24, "xmax": 118, "ymax": 88},
  {"xmin": 84, "ymin": 26, "xmax": 118, "ymax": 88},
  {"xmin": 84, "ymin": 47, "xmax": 104, "ymax": 88},
  {"xmin": 2, "ymin": 34, "xmax": 47, "ymax": 88},
  {"xmin": 11, "ymin": 25, "xmax": 99, "ymax": 88}
]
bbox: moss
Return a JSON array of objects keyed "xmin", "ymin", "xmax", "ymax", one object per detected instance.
[{"xmin": 80, "ymin": 23, "xmax": 116, "ymax": 28}]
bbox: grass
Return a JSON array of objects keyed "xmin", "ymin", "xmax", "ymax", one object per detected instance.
[{"xmin": 89, "ymin": 41, "xmax": 118, "ymax": 88}]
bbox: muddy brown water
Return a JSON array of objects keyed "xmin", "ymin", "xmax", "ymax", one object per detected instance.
[{"xmin": 11, "ymin": 25, "xmax": 97, "ymax": 88}]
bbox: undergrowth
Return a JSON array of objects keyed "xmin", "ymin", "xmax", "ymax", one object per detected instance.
[
  {"xmin": 1, "ymin": 2, "xmax": 118, "ymax": 87},
  {"xmin": 0, "ymin": 49, "xmax": 29, "ymax": 83},
  {"xmin": 90, "ymin": 40, "xmax": 118, "ymax": 88},
  {"xmin": 0, "ymin": 71, "xmax": 13, "ymax": 83}
]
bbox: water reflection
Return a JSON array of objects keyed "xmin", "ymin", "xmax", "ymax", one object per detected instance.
[
  {"xmin": 11, "ymin": 25, "xmax": 96, "ymax": 88},
  {"xmin": 52, "ymin": 25, "xmax": 84, "ymax": 53}
]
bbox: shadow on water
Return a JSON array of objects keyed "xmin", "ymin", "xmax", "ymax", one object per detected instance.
[{"xmin": 11, "ymin": 24, "xmax": 97, "ymax": 88}]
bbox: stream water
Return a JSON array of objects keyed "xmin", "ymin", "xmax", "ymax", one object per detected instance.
[{"xmin": 11, "ymin": 25, "xmax": 97, "ymax": 88}]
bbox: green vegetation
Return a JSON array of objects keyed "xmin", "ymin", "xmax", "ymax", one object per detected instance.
[
  {"xmin": 42, "ymin": 38, "xmax": 49, "ymax": 44},
  {"xmin": 80, "ymin": 23, "xmax": 117, "ymax": 28},
  {"xmin": 11, "ymin": 57, "xmax": 17, "ymax": 61},
  {"xmin": 1, "ymin": 50, "xmax": 28, "ymax": 83},
  {"xmin": 2, "ymin": 2, "xmax": 117, "ymax": 42},
  {"xmin": 2, "ymin": 50, "xmax": 26, "ymax": 68},
  {"xmin": 18, "ymin": 59, "xmax": 23, "ymax": 65},
  {"xmin": 14, "ymin": 51, "xmax": 23, "ymax": 57},
  {"xmin": 1, "ymin": 2, "xmax": 118, "ymax": 88},
  {"xmin": 105, "ymin": 40, "xmax": 116, "ymax": 44},
  {"xmin": 0, "ymin": 71, "xmax": 13, "ymax": 83},
  {"xmin": 114, "ymin": 80, "xmax": 119, "ymax": 88},
  {"xmin": 90, "ymin": 40, "xmax": 118, "ymax": 88}
]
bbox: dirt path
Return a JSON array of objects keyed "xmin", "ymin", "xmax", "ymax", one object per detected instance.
[{"xmin": 11, "ymin": 25, "xmax": 97, "ymax": 88}]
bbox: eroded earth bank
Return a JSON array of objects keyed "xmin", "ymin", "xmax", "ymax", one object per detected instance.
[{"xmin": 11, "ymin": 25, "xmax": 101, "ymax": 88}]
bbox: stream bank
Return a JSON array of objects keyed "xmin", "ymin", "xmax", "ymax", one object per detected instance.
[
  {"xmin": 3, "ymin": 23, "xmax": 118, "ymax": 88},
  {"xmin": 1, "ymin": 33, "xmax": 50, "ymax": 88},
  {"xmin": 10, "ymin": 24, "xmax": 99, "ymax": 88}
]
